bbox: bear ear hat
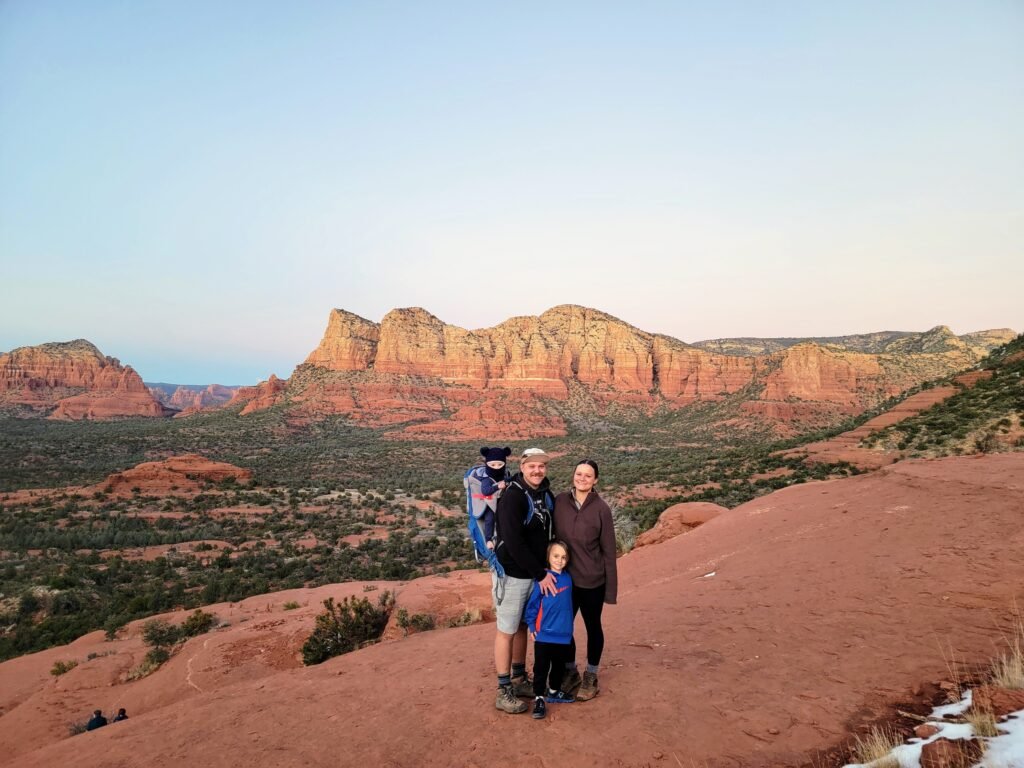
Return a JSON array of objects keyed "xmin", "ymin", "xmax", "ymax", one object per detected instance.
[
  {"xmin": 480, "ymin": 447, "xmax": 490, "ymax": 457},
  {"xmin": 502, "ymin": 447, "xmax": 511, "ymax": 457}
]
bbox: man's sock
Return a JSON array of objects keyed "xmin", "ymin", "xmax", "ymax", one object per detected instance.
[
  {"xmin": 498, "ymin": 673, "xmax": 511, "ymax": 688},
  {"xmin": 586, "ymin": 663, "xmax": 599, "ymax": 675},
  {"xmin": 511, "ymin": 662, "xmax": 527, "ymax": 680},
  {"xmin": 565, "ymin": 662, "xmax": 578, "ymax": 672}
]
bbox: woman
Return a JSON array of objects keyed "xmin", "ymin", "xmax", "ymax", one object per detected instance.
[{"xmin": 553, "ymin": 458, "xmax": 617, "ymax": 701}]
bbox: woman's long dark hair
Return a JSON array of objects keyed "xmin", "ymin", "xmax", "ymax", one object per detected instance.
[{"xmin": 574, "ymin": 459, "xmax": 599, "ymax": 479}]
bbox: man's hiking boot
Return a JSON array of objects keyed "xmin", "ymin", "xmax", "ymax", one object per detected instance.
[
  {"xmin": 562, "ymin": 669, "xmax": 582, "ymax": 696},
  {"xmin": 544, "ymin": 689, "xmax": 576, "ymax": 704},
  {"xmin": 511, "ymin": 675, "xmax": 533, "ymax": 698},
  {"xmin": 576, "ymin": 671, "xmax": 599, "ymax": 701},
  {"xmin": 495, "ymin": 684, "xmax": 528, "ymax": 714},
  {"xmin": 532, "ymin": 697, "xmax": 546, "ymax": 720}
]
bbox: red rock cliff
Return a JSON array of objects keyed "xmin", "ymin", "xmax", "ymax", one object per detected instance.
[
  {"xmin": 0, "ymin": 340, "xmax": 171, "ymax": 419},
  {"xmin": 251, "ymin": 306, "xmax": 1009, "ymax": 439}
]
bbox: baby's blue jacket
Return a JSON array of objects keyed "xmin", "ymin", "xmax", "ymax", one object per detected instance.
[{"xmin": 524, "ymin": 569, "xmax": 574, "ymax": 644}]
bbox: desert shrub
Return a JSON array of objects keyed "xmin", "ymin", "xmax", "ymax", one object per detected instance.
[
  {"xmin": 144, "ymin": 646, "xmax": 171, "ymax": 666},
  {"xmin": 396, "ymin": 608, "xmax": 435, "ymax": 635},
  {"xmin": 103, "ymin": 616, "xmax": 126, "ymax": 641},
  {"xmin": 301, "ymin": 591, "xmax": 394, "ymax": 665},
  {"xmin": 283, "ymin": 601, "xmax": 300, "ymax": 610},
  {"xmin": 446, "ymin": 609, "xmax": 483, "ymax": 628},
  {"xmin": 141, "ymin": 618, "xmax": 179, "ymax": 648},
  {"xmin": 126, "ymin": 645, "xmax": 173, "ymax": 681},
  {"xmin": 67, "ymin": 720, "xmax": 88, "ymax": 735},
  {"xmin": 50, "ymin": 659, "xmax": 78, "ymax": 676},
  {"xmin": 179, "ymin": 609, "xmax": 216, "ymax": 638},
  {"xmin": 612, "ymin": 505, "xmax": 638, "ymax": 553}
]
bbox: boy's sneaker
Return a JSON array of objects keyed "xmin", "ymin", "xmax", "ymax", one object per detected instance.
[
  {"xmin": 562, "ymin": 669, "xmax": 582, "ymax": 696},
  {"xmin": 532, "ymin": 697, "xmax": 546, "ymax": 720},
  {"xmin": 576, "ymin": 671, "xmax": 599, "ymax": 701},
  {"xmin": 495, "ymin": 684, "xmax": 528, "ymax": 714},
  {"xmin": 545, "ymin": 689, "xmax": 576, "ymax": 704},
  {"xmin": 511, "ymin": 675, "xmax": 533, "ymax": 698}
]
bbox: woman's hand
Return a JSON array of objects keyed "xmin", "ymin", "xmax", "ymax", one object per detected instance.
[{"xmin": 486, "ymin": 541, "xmax": 494, "ymax": 550}]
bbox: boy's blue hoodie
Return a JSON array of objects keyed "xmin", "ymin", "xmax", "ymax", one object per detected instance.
[{"xmin": 524, "ymin": 569, "xmax": 574, "ymax": 644}]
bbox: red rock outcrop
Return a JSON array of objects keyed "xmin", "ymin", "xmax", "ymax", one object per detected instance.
[
  {"xmin": 92, "ymin": 454, "xmax": 252, "ymax": 497},
  {"xmin": 633, "ymin": 502, "xmax": 728, "ymax": 548},
  {"xmin": 0, "ymin": 340, "xmax": 171, "ymax": 419},
  {"xmin": 244, "ymin": 306, "xmax": 1010, "ymax": 439},
  {"xmin": 229, "ymin": 374, "xmax": 288, "ymax": 415}
]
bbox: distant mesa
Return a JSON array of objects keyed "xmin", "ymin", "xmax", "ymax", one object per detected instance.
[
  {"xmin": 229, "ymin": 305, "xmax": 1015, "ymax": 439},
  {"xmin": 147, "ymin": 383, "xmax": 240, "ymax": 416},
  {"xmin": 0, "ymin": 339, "xmax": 173, "ymax": 420}
]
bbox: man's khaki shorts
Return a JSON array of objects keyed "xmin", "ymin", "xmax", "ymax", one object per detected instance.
[{"xmin": 492, "ymin": 573, "xmax": 534, "ymax": 634}]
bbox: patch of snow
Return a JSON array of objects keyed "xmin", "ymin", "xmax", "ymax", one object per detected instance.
[{"xmin": 932, "ymin": 688, "xmax": 973, "ymax": 718}]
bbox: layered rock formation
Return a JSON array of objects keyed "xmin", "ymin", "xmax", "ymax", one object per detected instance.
[
  {"xmin": 0, "ymin": 340, "xmax": 171, "ymax": 420},
  {"xmin": 148, "ymin": 383, "xmax": 239, "ymax": 415},
  {"xmin": 235, "ymin": 306, "xmax": 1012, "ymax": 439}
]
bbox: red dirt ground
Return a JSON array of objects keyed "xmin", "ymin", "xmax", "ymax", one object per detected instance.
[{"xmin": 1, "ymin": 453, "xmax": 1022, "ymax": 768}]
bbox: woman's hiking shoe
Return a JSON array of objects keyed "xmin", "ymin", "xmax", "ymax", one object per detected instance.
[
  {"xmin": 495, "ymin": 684, "xmax": 528, "ymax": 714},
  {"xmin": 562, "ymin": 670, "xmax": 582, "ymax": 696},
  {"xmin": 544, "ymin": 689, "xmax": 576, "ymax": 704},
  {"xmin": 511, "ymin": 675, "xmax": 534, "ymax": 698},
  {"xmin": 576, "ymin": 671, "xmax": 599, "ymax": 701},
  {"xmin": 532, "ymin": 697, "xmax": 546, "ymax": 720}
]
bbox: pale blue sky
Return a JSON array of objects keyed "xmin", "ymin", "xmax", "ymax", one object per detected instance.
[{"xmin": 1, "ymin": 1, "xmax": 1021, "ymax": 384}]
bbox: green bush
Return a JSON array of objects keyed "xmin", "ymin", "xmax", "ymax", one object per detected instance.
[
  {"xmin": 302, "ymin": 592, "xmax": 394, "ymax": 665},
  {"xmin": 396, "ymin": 608, "xmax": 436, "ymax": 635},
  {"xmin": 141, "ymin": 618, "xmax": 179, "ymax": 648},
  {"xmin": 50, "ymin": 659, "xmax": 78, "ymax": 676},
  {"xmin": 144, "ymin": 646, "xmax": 170, "ymax": 666},
  {"xmin": 180, "ymin": 609, "xmax": 216, "ymax": 638},
  {"xmin": 126, "ymin": 647, "xmax": 170, "ymax": 680}
]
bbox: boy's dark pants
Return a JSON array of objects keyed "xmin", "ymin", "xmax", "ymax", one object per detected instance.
[{"xmin": 533, "ymin": 640, "xmax": 571, "ymax": 696}]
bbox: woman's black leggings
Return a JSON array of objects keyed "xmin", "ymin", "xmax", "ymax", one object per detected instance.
[{"xmin": 569, "ymin": 583, "xmax": 606, "ymax": 667}]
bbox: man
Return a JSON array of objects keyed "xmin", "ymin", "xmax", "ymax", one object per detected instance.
[
  {"xmin": 492, "ymin": 447, "xmax": 556, "ymax": 714},
  {"xmin": 86, "ymin": 709, "xmax": 107, "ymax": 731}
]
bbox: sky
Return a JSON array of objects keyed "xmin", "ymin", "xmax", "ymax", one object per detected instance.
[{"xmin": 1, "ymin": 1, "xmax": 1021, "ymax": 384}]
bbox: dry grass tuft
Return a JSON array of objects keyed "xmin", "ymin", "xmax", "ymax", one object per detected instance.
[
  {"xmin": 850, "ymin": 725, "xmax": 901, "ymax": 767},
  {"xmin": 966, "ymin": 707, "xmax": 1000, "ymax": 739},
  {"xmin": 990, "ymin": 618, "xmax": 1024, "ymax": 689}
]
